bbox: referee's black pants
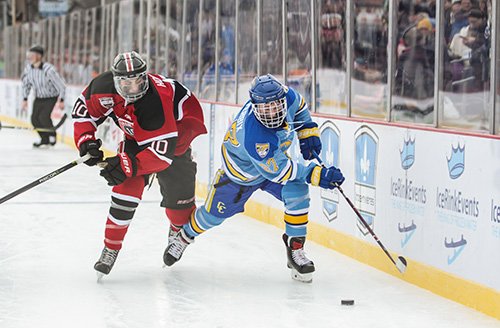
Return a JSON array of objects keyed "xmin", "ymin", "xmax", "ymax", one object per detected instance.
[{"xmin": 31, "ymin": 97, "xmax": 57, "ymax": 144}]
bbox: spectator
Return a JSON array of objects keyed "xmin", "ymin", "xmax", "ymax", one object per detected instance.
[
  {"xmin": 448, "ymin": 9, "xmax": 489, "ymax": 91},
  {"xmin": 320, "ymin": 11, "xmax": 344, "ymax": 69},
  {"xmin": 449, "ymin": 0, "xmax": 469, "ymax": 40}
]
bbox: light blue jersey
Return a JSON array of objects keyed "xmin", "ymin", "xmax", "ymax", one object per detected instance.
[
  {"xmin": 220, "ymin": 87, "xmax": 316, "ymax": 186},
  {"xmin": 184, "ymin": 87, "xmax": 316, "ymax": 239}
]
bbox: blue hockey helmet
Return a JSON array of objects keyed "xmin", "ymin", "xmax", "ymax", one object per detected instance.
[{"xmin": 249, "ymin": 74, "xmax": 288, "ymax": 128}]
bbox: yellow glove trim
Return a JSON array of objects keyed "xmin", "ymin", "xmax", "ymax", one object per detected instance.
[
  {"xmin": 310, "ymin": 166, "xmax": 322, "ymax": 186},
  {"xmin": 297, "ymin": 127, "xmax": 320, "ymax": 140}
]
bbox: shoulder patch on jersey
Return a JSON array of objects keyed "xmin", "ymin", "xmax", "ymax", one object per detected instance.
[
  {"xmin": 255, "ymin": 143, "xmax": 270, "ymax": 158},
  {"xmin": 98, "ymin": 97, "xmax": 114, "ymax": 109}
]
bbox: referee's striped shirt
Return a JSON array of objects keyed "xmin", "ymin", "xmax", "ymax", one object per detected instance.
[{"xmin": 21, "ymin": 62, "xmax": 66, "ymax": 101}]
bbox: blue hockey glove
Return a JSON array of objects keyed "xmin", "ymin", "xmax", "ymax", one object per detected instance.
[
  {"xmin": 297, "ymin": 122, "xmax": 322, "ymax": 160},
  {"xmin": 307, "ymin": 165, "xmax": 344, "ymax": 189}
]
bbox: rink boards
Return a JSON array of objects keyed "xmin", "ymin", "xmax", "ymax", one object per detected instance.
[{"xmin": 0, "ymin": 79, "xmax": 498, "ymax": 319}]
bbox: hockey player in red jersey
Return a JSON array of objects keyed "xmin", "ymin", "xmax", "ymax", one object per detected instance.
[{"xmin": 72, "ymin": 51, "xmax": 207, "ymax": 277}]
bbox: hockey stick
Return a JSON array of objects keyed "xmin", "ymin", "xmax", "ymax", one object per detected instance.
[
  {"xmin": 0, "ymin": 154, "xmax": 91, "ymax": 205},
  {"xmin": 0, "ymin": 114, "xmax": 67, "ymax": 133},
  {"xmin": 311, "ymin": 151, "xmax": 407, "ymax": 274}
]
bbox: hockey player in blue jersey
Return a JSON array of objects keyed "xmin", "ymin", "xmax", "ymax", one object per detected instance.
[{"xmin": 163, "ymin": 74, "xmax": 344, "ymax": 282}]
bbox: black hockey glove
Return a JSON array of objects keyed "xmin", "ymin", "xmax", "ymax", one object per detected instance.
[
  {"xmin": 99, "ymin": 153, "xmax": 137, "ymax": 186},
  {"xmin": 79, "ymin": 138, "xmax": 104, "ymax": 166}
]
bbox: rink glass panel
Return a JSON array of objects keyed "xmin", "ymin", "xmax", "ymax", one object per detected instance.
[
  {"xmin": 181, "ymin": 0, "xmax": 200, "ymax": 94},
  {"xmin": 236, "ymin": 0, "xmax": 258, "ymax": 104},
  {"xmin": 146, "ymin": 0, "xmax": 160, "ymax": 73},
  {"xmin": 286, "ymin": 0, "xmax": 312, "ymax": 109},
  {"xmin": 316, "ymin": 0, "xmax": 348, "ymax": 116},
  {"xmin": 438, "ymin": 0, "xmax": 492, "ymax": 132},
  {"xmin": 216, "ymin": 0, "xmax": 236, "ymax": 102},
  {"xmin": 0, "ymin": 4, "xmax": 4, "ymax": 78},
  {"xmin": 3, "ymin": 0, "xmax": 500, "ymax": 135},
  {"xmin": 199, "ymin": 0, "xmax": 217, "ymax": 100},
  {"xmin": 260, "ymin": 0, "xmax": 283, "ymax": 81},
  {"xmin": 351, "ymin": 0, "xmax": 389, "ymax": 120},
  {"xmin": 391, "ymin": 0, "xmax": 436, "ymax": 125},
  {"xmin": 497, "ymin": 1, "xmax": 500, "ymax": 134}
]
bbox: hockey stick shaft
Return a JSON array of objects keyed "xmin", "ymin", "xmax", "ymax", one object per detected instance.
[
  {"xmin": 0, "ymin": 114, "xmax": 67, "ymax": 132},
  {"xmin": 0, "ymin": 154, "xmax": 91, "ymax": 205},
  {"xmin": 0, "ymin": 125, "xmax": 56, "ymax": 132},
  {"xmin": 311, "ymin": 151, "xmax": 407, "ymax": 273}
]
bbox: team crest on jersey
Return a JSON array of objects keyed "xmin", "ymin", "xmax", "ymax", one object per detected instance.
[
  {"xmin": 255, "ymin": 143, "xmax": 270, "ymax": 158},
  {"xmin": 98, "ymin": 97, "xmax": 114, "ymax": 109},
  {"xmin": 118, "ymin": 117, "xmax": 134, "ymax": 136}
]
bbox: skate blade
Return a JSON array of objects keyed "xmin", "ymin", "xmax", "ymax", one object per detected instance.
[{"xmin": 290, "ymin": 268, "xmax": 313, "ymax": 283}]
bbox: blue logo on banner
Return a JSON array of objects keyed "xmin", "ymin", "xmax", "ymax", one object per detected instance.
[
  {"xmin": 400, "ymin": 137, "xmax": 415, "ymax": 170},
  {"xmin": 446, "ymin": 144, "xmax": 465, "ymax": 179},
  {"xmin": 354, "ymin": 126, "xmax": 378, "ymax": 235},
  {"xmin": 319, "ymin": 121, "xmax": 340, "ymax": 222},
  {"xmin": 444, "ymin": 234, "xmax": 467, "ymax": 265},
  {"xmin": 398, "ymin": 221, "xmax": 417, "ymax": 248},
  {"xmin": 356, "ymin": 133, "xmax": 376, "ymax": 184}
]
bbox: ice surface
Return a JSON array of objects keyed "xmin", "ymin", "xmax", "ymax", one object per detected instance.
[{"xmin": 0, "ymin": 129, "xmax": 498, "ymax": 328}]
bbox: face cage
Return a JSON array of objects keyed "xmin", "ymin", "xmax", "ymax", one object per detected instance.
[
  {"xmin": 252, "ymin": 98, "xmax": 287, "ymax": 128},
  {"xmin": 113, "ymin": 73, "xmax": 149, "ymax": 102}
]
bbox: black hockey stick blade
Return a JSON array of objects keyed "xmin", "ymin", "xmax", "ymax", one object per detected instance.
[
  {"xmin": 0, "ymin": 154, "xmax": 91, "ymax": 205},
  {"xmin": 53, "ymin": 113, "xmax": 68, "ymax": 130}
]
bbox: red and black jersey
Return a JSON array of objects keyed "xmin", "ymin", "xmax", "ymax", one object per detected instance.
[{"xmin": 72, "ymin": 71, "xmax": 207, "ymax": 176}]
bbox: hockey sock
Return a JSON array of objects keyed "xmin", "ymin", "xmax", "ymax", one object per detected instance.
[
  {"xmin": 165, "ymin": 205, "xmax": 196, "ymax": 226},
  {"xmin": 104, "ymin": 218, "xmax": 129, "ymax": 250}
]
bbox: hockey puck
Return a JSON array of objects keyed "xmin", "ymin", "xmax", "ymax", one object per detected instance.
[{"xmin": 341, "ymin": 299, "xmax": 354, "ymax": 306}]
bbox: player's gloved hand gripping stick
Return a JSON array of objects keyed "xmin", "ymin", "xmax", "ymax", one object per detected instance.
[
  {"xmin": 0, "ymin": 154, "xmax": 91, "ymax": 205},
  {"xmin": 311, "ymin": 150, "xmax": 407, "ymax": 274}
]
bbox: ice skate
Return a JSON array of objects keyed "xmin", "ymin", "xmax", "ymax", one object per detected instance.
[
  {"xmin": 163, "ymin": 228, "xmax": 194, "ymax": 267},
  {"xmin": 283, "ymin": 234, "xmax": 315, "ymax": 283},
  {"xmin": 33, "ymin": 141, "xmax": 50, "ymax": 148},
  {"xmin": 168, "ymin": 224, "xmax": 181, "ymax": 244},
  {"xmin": 94, "ymin": 247, "xmax": 120, "ymax": 280},
  {"xmin": 48, "ymin": 135, "xmax": 57, "ymax": 146}
]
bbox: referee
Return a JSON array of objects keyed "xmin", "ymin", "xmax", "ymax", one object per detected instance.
[{"xmin": 21, "ymin": 45, "xmax": 66, "ymax": 148}]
